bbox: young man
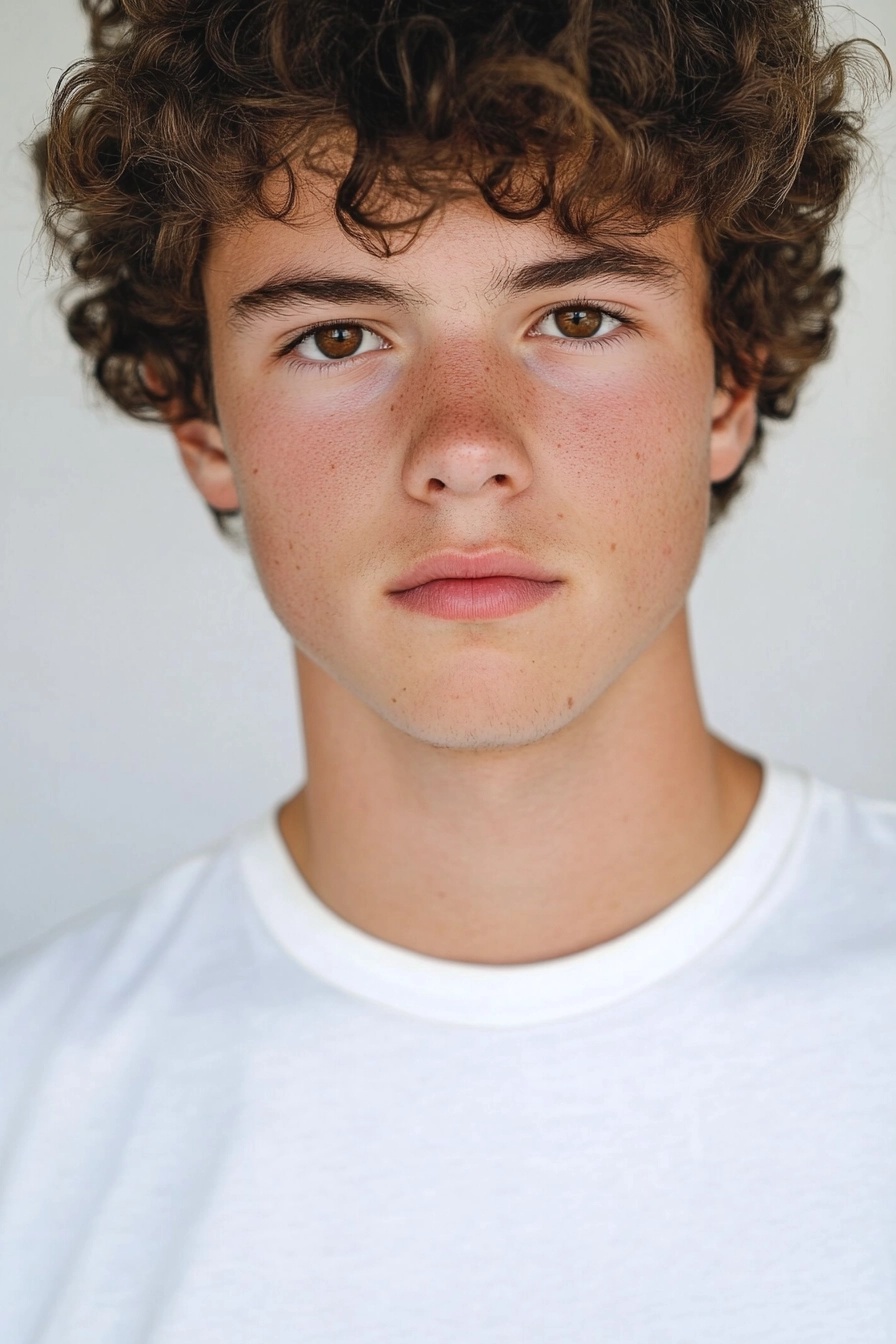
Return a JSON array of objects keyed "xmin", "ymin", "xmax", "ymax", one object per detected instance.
[{"xmin": 1, "ymin": 0, "xmax": 893, "ymax": 1339}]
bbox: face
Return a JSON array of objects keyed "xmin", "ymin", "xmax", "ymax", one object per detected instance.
[{"xmin": 181, "ymin": 179, "xmax": 756, "ymax": 749}]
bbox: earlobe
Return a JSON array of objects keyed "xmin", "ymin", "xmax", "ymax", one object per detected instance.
[
  {"xmin": 172, "ymin": 417, "xmax": 241, "ymax": 513},
  {"xmin": 709, "ymin": 380, "xmax": 760, "ymax": 484}
]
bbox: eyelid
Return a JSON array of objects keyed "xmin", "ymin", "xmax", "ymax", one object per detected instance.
[
  {"xmin": 527, "ymin": 298, "xmax": 633, "ymax": 337},
  {"xmin": 275, "ymin": 298, "xmax": 634, "ymax": 364},
  {"xmin": 277, "ymin": 321, "xmax": 390, "ymax": 361}
]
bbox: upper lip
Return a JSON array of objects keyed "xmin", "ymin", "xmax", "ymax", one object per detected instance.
[{"xmin": 389, "ymin": 550, "xmax": 561, "ymax": 592}]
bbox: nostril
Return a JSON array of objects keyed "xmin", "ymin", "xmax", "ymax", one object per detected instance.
[
  {"xmin": 493, "ymin": 474, "xmax": 507, "ymax": 485},
  {"xmin": 429, "ymin": 478, "xmax": 446, "ymax": 491}
]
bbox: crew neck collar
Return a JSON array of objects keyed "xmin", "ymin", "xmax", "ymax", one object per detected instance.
[{"xmin": 237, "ymin": 760, "xmax": 812, "ymax": 1028}]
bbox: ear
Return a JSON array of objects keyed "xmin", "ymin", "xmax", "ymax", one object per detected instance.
[
  {"xmin": 171, "ymin": 416, "xmax": 241, "ymax": 513},
  {"xmin": 709, "ymin": 378, "xmax": 760, "ymax": 484},
  {"xmin": 140, "ymin": 362, "xmax": 241, "ymax": 512}
]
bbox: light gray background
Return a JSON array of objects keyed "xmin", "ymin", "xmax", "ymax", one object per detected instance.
[{"xmin": 2, "ymin": 1, "xmax": 895, "ymax": 956}]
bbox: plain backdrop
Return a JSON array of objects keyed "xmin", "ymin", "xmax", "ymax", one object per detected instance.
[{"xmin": 1, "ymin": 0, "xmax": 895, "ymax": 957}]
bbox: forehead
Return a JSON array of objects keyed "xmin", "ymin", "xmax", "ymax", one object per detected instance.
[{"xmin": 203, "ymin": 171, "xmax": 706, "ymax": 320}]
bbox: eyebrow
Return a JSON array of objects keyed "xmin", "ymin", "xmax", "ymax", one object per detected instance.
[
  {"xmin": 228, "ymin": 272, "xmax": 423, "ymax": 329},
  {"xmin": 228, "ymin": 242, "xmax": 681, "ymax": 329},
  {"xmin": 488, "ymin": 244, "xmax": 682, "ymax": 300}
]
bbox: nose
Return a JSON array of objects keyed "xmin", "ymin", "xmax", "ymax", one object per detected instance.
[{"xmin": 400, "ymin": 352, "xmax": 534, "ymax": 503}]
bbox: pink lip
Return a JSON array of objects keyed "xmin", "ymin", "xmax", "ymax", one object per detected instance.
[{"xmin": 388, "ymin": 551, "xmax": 562, "ymax": 621}]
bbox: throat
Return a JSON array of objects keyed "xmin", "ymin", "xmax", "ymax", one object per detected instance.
[{"xmin": 276, "ymin": 740, "xmax": 763, "ymax": 966}]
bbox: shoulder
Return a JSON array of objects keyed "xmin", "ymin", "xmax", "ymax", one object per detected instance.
[
  {"xmin": 0, "ymin": 823, "xmax": 262, "ymax": 1085},
  {"xmin": 801, "ymin": 772, "xmax": 896, "ymax": 895},
  {"xmin": 763, "ymin": 765, "xmax": 896, "ymax": 961}
]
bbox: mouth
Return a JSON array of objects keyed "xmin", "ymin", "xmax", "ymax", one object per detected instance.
[{"xmin": 387, "ymin": 550, "xmax": 563, "ymax": 621}]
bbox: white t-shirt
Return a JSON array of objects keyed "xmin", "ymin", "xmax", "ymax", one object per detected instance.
[{"xmin": 1, "ymin": 759, "xmax": 895, "ymax": 1343}]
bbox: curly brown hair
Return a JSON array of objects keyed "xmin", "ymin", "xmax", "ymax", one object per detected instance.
[{"xmin": 35, "ymin": 0, "xmax": 888, "ymax": 532}]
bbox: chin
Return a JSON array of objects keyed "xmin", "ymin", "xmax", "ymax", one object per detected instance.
[{"xmin": 380, "ymin": 691, "xmax": 584, "ymax": 753}]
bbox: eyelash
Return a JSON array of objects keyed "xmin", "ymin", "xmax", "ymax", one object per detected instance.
[
  {"xmin": 277, "ymin": 298, "xmax": 635, "ymax": 371},
  {"xmin": 540, "ymin": 297, "xmax": 633, "ymax": 350}
]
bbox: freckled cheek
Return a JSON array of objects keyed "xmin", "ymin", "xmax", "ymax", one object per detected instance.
[
  {"xmin": 228, "ymin": 382, "xmax": 390, "ymax": 511},
  {"xmin": 536, "ymin": 366, "xmax": 711, "ymax": 521},
  {"xmin": 221, "ymin": 386, "xmax": 397, "ymax": 627}
]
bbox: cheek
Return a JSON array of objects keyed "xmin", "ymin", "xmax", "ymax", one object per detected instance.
[
  {"xmin": 222, "ymin": 379, "xmax": 393, "ymax": 579},
  {"xmin": 539, "ymin": 356, "xmax": 713, "ymax": 523},
  {"xmin": 533, "ymin": 356, "xmax": 714, "ymax": 617}
]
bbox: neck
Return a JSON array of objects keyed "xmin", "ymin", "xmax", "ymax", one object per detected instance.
[{"xmin": 278, "ymin": 607, "xmax": 762, "ymax": 965}]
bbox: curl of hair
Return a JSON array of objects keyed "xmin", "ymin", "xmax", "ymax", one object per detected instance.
[{"xmin": 36, "ymin": 0, "xmax": 890, "ymax": 531}]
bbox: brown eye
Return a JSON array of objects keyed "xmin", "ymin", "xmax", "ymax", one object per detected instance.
[
  {"xmin": 552, "ymin": 308, "xmax": 604, "ymax": 339},
  {"xmin": 312, "ymin": 325, "xmax": 364, "ymax": 359}
]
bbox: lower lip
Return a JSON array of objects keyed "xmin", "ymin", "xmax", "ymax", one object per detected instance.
[{"xmin": 389, "ymin": 576, "xmax": 562, "ymax": 620}]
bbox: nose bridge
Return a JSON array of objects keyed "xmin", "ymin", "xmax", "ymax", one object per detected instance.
[{"xmin": 402, "ymin": 342, "xmax": 532, "ymax": 500}]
